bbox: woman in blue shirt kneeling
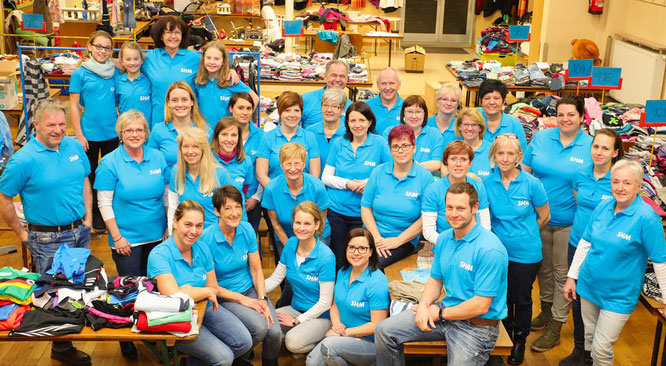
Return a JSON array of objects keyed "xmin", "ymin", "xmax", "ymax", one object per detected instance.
[{"xmin": 307, "ymin": 228, "xmax": 389, "ymax": 366}]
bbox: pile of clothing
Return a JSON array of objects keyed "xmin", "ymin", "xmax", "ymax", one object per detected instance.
[
  {"xmin": 0, "ymin": 267, "xmax": 39, "ymax": 330},
  {"xmin": 36, "ymin": 53, "xmax": 80, "ymax": 75},
  {"xmin": 447, "ymin": 60, "xmax": 567, "ymax": 89},
  {"xmin": 478, "ymin": 26, "xmax": 516, "ymax": 55},
  {"xmin": 259, "ymin": 52, "xmax": 368, "ymax": 83},
  {"xmin": 132, "ymin": 291, "xmax": 197, "ymax": 337}
]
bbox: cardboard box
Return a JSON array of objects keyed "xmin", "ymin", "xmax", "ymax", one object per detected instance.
[
  {"xmin": 405, "ymin": 45, "xmax": 426, "ymax": 73},
  {"xmin": 0, "ymin": 60, "xmax": 19, "ymax": 110},
  {"xmin": 425, "ymin": 81, "xmax": 444, "ymax": 113}
]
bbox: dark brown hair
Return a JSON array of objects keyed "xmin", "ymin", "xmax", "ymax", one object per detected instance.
[
  {"xmin": 340, "ymin": 228, "xmax": 380, "ymax": 271},
  {"xmin": 344, "ymin": 101, "xmax": 376, "ymax": 141},
  {"xmin": 151, "ymin": 16, "xmax": 189, "ymax": 49},
  {"xmin": 593, "ymin": 128, "xmax": 624, "ymax": 164},
  {"xmin": 400, "ymin": 95, "xmax": 429, "ymax": 127},
  {"xmin": 446, "ymin": 182, "xmax": 479, "ymax": 208},
  {"xmin": 212, "ymin": 185, "xmax": 244, "ymax": 211}
]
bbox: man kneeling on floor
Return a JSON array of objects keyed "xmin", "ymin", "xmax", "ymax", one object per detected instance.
[{"xmin": 375, "ymin": 182, "xmax": 509, "ymax": 366}]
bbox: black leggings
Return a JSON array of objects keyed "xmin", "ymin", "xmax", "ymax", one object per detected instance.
[
  {"xmin": 86, "ymin": 138, "xmax": 119, "ymax": 227},
  {"xmin": 503, "ymin": 260, "xmax": 541, "ymax": 336}
]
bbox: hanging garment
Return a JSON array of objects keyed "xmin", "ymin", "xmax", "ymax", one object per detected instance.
[
  {"xmin": 32, "ymin": 0, "xmax": 53, "ymax": 34},
  {"xmin": 16, "ymin": 60, "xmax": 50, "ymax": 146},
  {"xmin": 333, "ymin": 34, "xmax": 356, "ymax": 59},
  {"xmin": 122, "ymin": 0, "xmax": 136, "ymax": 28}
]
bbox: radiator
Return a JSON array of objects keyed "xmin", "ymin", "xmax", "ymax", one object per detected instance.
[{"xmin": 609, "ymin": 39, "xmax": 666, "ymax": 104}]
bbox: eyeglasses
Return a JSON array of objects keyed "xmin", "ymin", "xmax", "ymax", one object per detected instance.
[
  {"xmin": 164, "ymin": 30, "xmax": 183, "ymax": 36},
  {"xmin": 347, "ymin": 245, "xmax": 370, "ymax": 254},
  {"xmin": 123, "ymin": 128, "xmax": 146, "ymax": 135},
  {"xmin": 390, "ymin": 143, "xmax": 413, "ymax": 152},
  {"xmin": 404, "ymin": 110, "xmax": 425, "ymax": 116},
  {"xmin": 90, "ymin": 43, "xmax": 112, "ymax": 52},
  {"xmin": 322, "ymin": 104, "xmax": 341, "ymax": 111},
  {"xmin": 448, "ymin": 157, "xmax": 469, "ymax": 164},
  {"xmin": 460, "ymin": 123, "xmax": 480, "ymax": 129},
  {"xmin": 437, "ymin": 98, "xmax": 458, "ymax": 104},
  {"xmin": 497, "ymin": 133, "xmax": 518, "ymax": 139}
]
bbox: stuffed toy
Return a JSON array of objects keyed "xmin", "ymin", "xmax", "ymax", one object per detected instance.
[{"xmin": 571, "ymin": 38, "xmax": 602, "ymax": 66}]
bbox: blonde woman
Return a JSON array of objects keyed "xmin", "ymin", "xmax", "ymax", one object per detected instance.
[
  {"xmin": 454, "ymin": 107, "xmax": 492, "ymax": 179},
  {"xmin": 116, "ymin": 41, "xmax": 152, "ymax": 124},
  {"xmin": 167, "ymin": 127, "xmax": 232, "ymax": 231},
  {"xmin": 427, "ymin": 82, "xmax": 462, "ymax": 147}
]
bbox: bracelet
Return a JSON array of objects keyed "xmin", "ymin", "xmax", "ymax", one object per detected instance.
[{"xmin": 113, "ymin": 236, "xmax": 124, "ymax": 242}]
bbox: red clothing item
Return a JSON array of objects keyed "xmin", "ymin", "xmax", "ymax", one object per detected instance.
[
  {"xmin": 136, "ymin": 312, "xmax": 192, "ymax": 333},
  {"xmin": 0, "ymin": 305, "xmax": 30, "ymax": 330}
]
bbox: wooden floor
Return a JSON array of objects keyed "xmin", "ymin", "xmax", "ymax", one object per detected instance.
[{"xmin": 0, "ymin": 46, "xmax": 660, "ymax": 365}]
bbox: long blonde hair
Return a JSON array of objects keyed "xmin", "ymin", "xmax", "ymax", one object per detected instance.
[
  {"xmin": 118, "ymin": 41, "xmax": 144, "ymax": 74},
  {"xmin": 195, "ymin": 41, "xmax": 231, "ymax": 88},
  {"xmin": 174, "ymin": 127, "xmax": 221, "ymax": 195},
  {"xmin": 163, "ymin": 81, "xmax": 208, "ymax": 130}
]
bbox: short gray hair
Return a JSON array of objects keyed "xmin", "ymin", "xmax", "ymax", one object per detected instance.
[
  {"xmin": 376, "ymin": 67, "xmax": 401, "ymax": 85},
  {"xmin": 321, "ymin": 88, "xmax": 347, "ymax": 108},
  {"xmin": 325, "ymin": 60, "xmax": 349, "ymax": 75},
  {"xmin": 33, "ymin": 98, "xmax": 67, "ymax": 124},
  {"xmin": 116, "ymin": 110, "xmax": 151, "ymax": 140},
  {"xmin": 611, "ymin": 159, "xmax": 643, "ymax": 186},
  {"xmin": 488, "ymin": 135, "xmax": 523, "ymax": 168}
]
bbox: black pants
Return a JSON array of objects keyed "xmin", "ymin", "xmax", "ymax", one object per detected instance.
[
  {"xmin": 504, "ymin": 260, "xmax": 541, "ymax": 336},
  {"xmin": 247, "ymin": 205, "xmax": 262, "ymax": 259},
  {"xmin": 378, "ymin": 242, "xmax": 416, "ymax": 270},
  {"xmin": 85, "ymin": 138, "xmax": 119, "ymax": 229},
  {"xmin": 567, "ymin": 243, "xmax": 584, "ymax": 343},
  {"xmin": 328, "ymin": 210, "xmax": 363, "ymax": 269},
  {"xmin": 111, "ymin": 241, "xmax": 160, "ymax": 276}
]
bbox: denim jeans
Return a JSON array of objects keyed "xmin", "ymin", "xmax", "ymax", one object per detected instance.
[
  {"xmin": 567, "ymin": 243, "xmax": 585, "ymax": 344},
  {"xmin": 307, "ymin": 335, "xmax": 376, "ymax": 366},
  {"xmin": 277, "ymin": 305, "xmax": 332, "ymax": 354},
  {"xmin": 221, "ymin": 287, "xmax": 282, "ymax": 361},
  {"xmin": 580, "ymin": 297, "xmax": 630, "ymax": 366},
  {"xmin": 111, "ymin": 240, "xmax": 160, "ymax": 277},
  {"xmin": 176, "ymin": 304, "xmax": 253, "ymax": 366},
  {"xmin": 375, "ymin": 303, "xmax": 499, "ymax": 366},
  {"xmin": 328, "ymin": 210, "xmax": 363, "ymax": 268},
  {"xmin": 122, "ymin": 0, "xmax": 137, "ymax": 28},
  {"xmin": 504, "ymin": 260, "xmax": 540, "ymax": 336}
]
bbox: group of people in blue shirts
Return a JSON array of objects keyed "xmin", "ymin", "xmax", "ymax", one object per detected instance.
[{"xmin": 0, "ymin": 16, "xmax": 664, "ymax": 366}]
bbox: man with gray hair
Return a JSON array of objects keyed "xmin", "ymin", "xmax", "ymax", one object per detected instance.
[
  {"xmin": 365, "ymin": 67, "xmax": 404, "ymax": 133},
  {"xmin": 0, "ymin": 98, "xmax": 93, "ymax": 365},
  {"xmin": 301, "ymin": 60, "xmax": 352, "ymax": 129}
]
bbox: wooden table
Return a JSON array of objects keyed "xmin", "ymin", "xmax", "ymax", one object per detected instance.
[
  {"xmin": 640, "ymin": 293, "xmax": 666, "ymax": 366},
  {"xmin": 383, "ymin": 255, "xmax": 513, "ymax": 365},
  {"xmin": 0, "ymin": 300, "xmax": 207, "ymax": 366},
  {"xmin": 303, "ymin": 30, "xmax": 404, "ymax": 67}
]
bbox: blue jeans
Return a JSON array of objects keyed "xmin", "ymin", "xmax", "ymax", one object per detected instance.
[
  {"xmin": 221, "ymin": 287, "xmax": 282, "ymax": 361},
  {"xmin": 328, "ymin": 210, "xmax": 363, "ymax": 268},
  {"xmin": 568, "ymin": 243, "xmax": 584, "ymax": 344},
  {"xmin": 176, "ymin": 304, "xmax": 253, "ymax": 366},
  {"xmin": 25, "ymin": 224, "xmax": 91, "ymax": 274},
  {"xmin": 378, "ymin": 242, "xmax": 416, "ymax": 270},
  {"xmin": 375, "ymin": 304, "xmax": 499, "ymax": 366},
  {"xmin": 307, "ymin": 336, "xmax": 376, "ymax": 366},
  {"xmin": 111, "ymin": 240, "xmax": 160, "ymax": 276}
]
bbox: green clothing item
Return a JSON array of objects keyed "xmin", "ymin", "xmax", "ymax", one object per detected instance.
[
  {"xmin": 0, "ymin": 267, "xmax": 40, "ymax": 301},
  {"xmin": 145, "ymin": 306, "xmax": 193, "ymax": 327}
]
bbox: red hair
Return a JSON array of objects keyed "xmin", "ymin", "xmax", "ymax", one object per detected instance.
[{"xmin": 388, "ymin": 124, "xmax": 415, "ymax": 145}]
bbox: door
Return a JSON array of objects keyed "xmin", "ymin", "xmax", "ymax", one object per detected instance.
[{"xmin": 402, "ymin": 0, "xmax": 474, "ymax": 46}]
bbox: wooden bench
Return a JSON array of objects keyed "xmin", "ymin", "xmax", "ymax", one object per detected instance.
[{"xmin": 384, "ymin": 254, "xmax": 513, "ymax": 364}]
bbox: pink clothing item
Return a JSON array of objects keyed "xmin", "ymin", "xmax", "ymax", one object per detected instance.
[
  {"xmin": 217, "ymin": 149, "xmax": 237, "ymax": 164},
  {"xmin": 584, "ymin": 97, "xmax": 602, "ymax": 126},
  {"xmin": 88, "ymin": 307, "xmax": 132, "ymax": 324}
]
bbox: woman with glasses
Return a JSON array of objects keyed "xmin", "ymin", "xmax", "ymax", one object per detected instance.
[
  {"xmin": 483, "ymin": 135, "xmax": 550, "ymax": 365},
  {"xmin": 454, "ymin": 108, "xmax": 493, "ymax": 179},
  {"xmin": 427, "ymin": 82, "xmax": 462, "ymax": 148},
  {"xmin": 382, "ymin": 95, "xmax": 443, "ymax": 174},
  {"xmin": 323, "ymin": 102, "xmax": 392, "ymax": 267},
  {"xmin": 362, "ymin": 125, "xmax": 433, "ymax": 269},
  {"xmin": 307, "ymin": 228, "xmax": 390, "ymax": 366},
  {"xmin": 523, "ymin": 95, "xmax": 593, "ymax": 353},
  {"xmin": 421, "ymin": 141, "xmax": 490, "ymax": 245},
  {"xmin": 306, "ymin": 89, "xmax": 348, "ymax": 172},
  {"xmin": 95, "ymin": 110, "xmax": 169, "ymax": 359},
  {"xmin": 478, "ymin": 79, "xmax": 527, "ymax": 151}
]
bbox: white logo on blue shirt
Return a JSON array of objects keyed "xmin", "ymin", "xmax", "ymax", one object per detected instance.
[
  {"xmin": 202, "ymin": 192, "xmax": 213, "ymax": 197},
  {"xmin": 235, "ymin": 177, "xmax": 245, "ymax": 183},
  {"xmin": 69, "ymin": 155, "xmax": 79, "ymax": 162},
  {"xmin": 420, "ymin": 148, "xmax": 431, "ymax": 153},
  {"xmin": 570, "ymin": 157, "xmax": 584, "ymax": 164},
  {"xmin": 617, "ymin": 232, "xmax": 631, "ymax": 241},
  {"xmin": 110, "ymin": 87, "xmax": 115, "ymax": 92},
  {"xmin": 306, "ymin": 275, "xmax": 319, "ymax": 281},
  {"xmin": 220, "ymin": 96, "xmax": 231, "ymax": 101},
  {"xmin": 478, "ymin": 171, "xmax": 490, "ymax": 177},
  {"xmin": 351, "ymin": 301, "xmax": 365, "ymax": 308},
  {"xmin": 250, "ymin": 150, "xmax": 258, "ymax": 155},
  {"xmin": 140, "ymin": 96, "xmax": 151, "ymax": 101},
  {"xmin": 149, "ymin": 169, "xmax": 162, "ymax": 175},
  {"xmin": 517, "ymin": 200, "xmax": 529, "ymax": 206},
  {"xmin": 181, "ymin": 68, "xmax": 193, "ymax": 74},
  {"xmin": 459, "ymin": 261, "xmax": 473, "ymax": 271},
  {"xmin": 202, "ymin": 274, "xmax": 207, "ymax": 280},
  {"xmin": 405, "ymin": 191, "xmax": 418, "ymax": 198},
  {"xmin": 601, "ymin": 195, "xmax": 612, "ymax": 200},
  {"xmin": 242, "ymin": 254, "xmax": 248, "ymax": 261},
  {"xmin": 363, "ymin": 161, "xmax": 376, "ymax": 167}
]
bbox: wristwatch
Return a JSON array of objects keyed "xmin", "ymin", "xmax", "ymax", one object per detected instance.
[
  {"xmin": 261, "ymin": 295, "xmax": 269, "ymax": 302},
  {"xmin": 292, "ymin": 318, "xmax": 297, "ymax": 327},
  {"xmin": 438, "ymin": 307, "xmax": 444, "ymax": 321}
]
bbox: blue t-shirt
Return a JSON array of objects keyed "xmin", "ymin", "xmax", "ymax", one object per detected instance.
[
  {"xmin": 115, "ymin": 72, "xmax": 152, "ymax": 125},
  {"xmin": 524, "ymin": 128, "xmax": 593, "ymax": 226},
  {"xmin": 382, "ymin": 126, "xmax": 444, "ymax": 164},
  {"xmin": 325, "ymin": 134, "xmax": 392, "ymax": 217},
  {"xmin": 147, "ymin": 236, "xmax": 214, "ymax": 287},
  {"xmin": 426, "ymin": 115, "xmax": 459, "ymax": 149},
  {"xmin": 147, "ymin": 122, "xmax": 213, "ymax": 177},
  {"xmin": 142, "ymin": 48, "xmax": 201, "ymax": 125},
  {"xmin": 280, "ymin": 236, "xmax": 336, "ymax": 313},
  {"xmin": 483, "ymin": 167, "xmax": 549, "ymax": 263},
  {"xmin": 334, "ymin": 266, "xmax": 389, "ymax": 341},
  {"xmin": 301, "ymin": 87, "xmax": 352, "ymax": 129},
  {"xmin": 577, "ymin": 197, "xmax": 666, "ymax": 313},
  {"xmin": 421, "ymin": 175, "xmax": 489, "ymax": 235},
  {"xmin": 0, "ymin": 137, "xmax": 90, "ymax": 226},
  {"xmin": 361, "ymin": 162, "xmax": 433, "ymax": 246},
  {"xmin": 69, "ymin": 67, "xmax": 119, "ymax": 142},
  {"xmin": 480, "ymin": 111, "xmax": 527, "ymax": 152},
  {"xmin": 569, "ymin": 167, "xmax": 612, "ymax": 248},
  {"xmin": 262, "ymin": 173, "xmax": 331, "ymax": 239},
  {"xmin": 169, "ymin": 166, "xmax": 233, "ymax": 228},
  {"xmin": 306, "ymin": 122, "xmax": 345, "ymax": 171},
  {"xmin": 470, "ymin": 140, "xmax": 492, "ymax": 179},
  {"xmin": 256, "ymin": 126, "xmax": 320, "ymax": 180},
  {"xmin": 198, "ymin": 221, "xmax": 257, "ymax": 293},
  {"xmin": 94, "ymin": 146, "xmax": 169, "ymax": 247},
  {"xmin": 195, "ymin": 78, "xmax": 251, "ymax": 130},
  {"xmin": 365, "ymin": 95, "xmax": 404, "ymax": 133},
  {"xmin": 431, "ymin": 224, "xmax": 508, "ymax": 320},
  {"xmin": 215, "ymin": 155, "xmax": 254, "ymax": 195},
  {"xmin": 243, "ymin": 123, "xmax": 265, "ymax": 198}
]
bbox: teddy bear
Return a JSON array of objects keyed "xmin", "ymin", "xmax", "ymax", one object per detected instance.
[{"xmin": 571, "ymin": 39, "xmax": 602, "ymax": 66}]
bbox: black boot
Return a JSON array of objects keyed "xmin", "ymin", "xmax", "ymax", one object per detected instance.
[
  {"xmin": 119, "ymin": 341, "xmax": 138, "ymax": 360},
  {"xmin": 583, "ymin": 350, "xmax": 593, "ymax": 365},
  {"xmin": 262, "ymin": 357, "xmax": 279, "ymax": 366},
  {"xmin": 507, "ymin": 330, "xmax": 527, "ymax": 365},
  {"xmin": 559, "ymin": 341, "xmax": 585, "ymax": 366}
]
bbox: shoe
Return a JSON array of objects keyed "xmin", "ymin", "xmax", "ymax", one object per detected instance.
[
  {"xmin": 119, "ymin": 341, "xmax": 138, "ymax": 360},
  {"xmin": 262, "ymin": 357, "xmax": 280, "ymax": 366},
  {"xmin": 485, "ymin": 355, "xmax": 506, "ymax": 365},
  {"xmin": 232, "ymin": 358, "xmax": 253, "ymax": 366},
  {"xmin": 291, "ymin": 353, "xmax": 306, "ymax": 362},
  {"xmin": 559, "ymin": 341, "xmax": 585, "ymax": 366},
  {"xmin": 51, "ymin": 347, "xmax": 92, "ymax": 366},
  {"xmin": 530, "ymin": 320, "xmax": 563, "ymax": 352},
  {"xmin": 583, "ymin": 350, "xmax": 593, "ymax": 365},
  {"xmin": 531, "ymin": 302, "xmax": 553, "ymax": 331},
  {"xmin": 507, "ymin": 331, "xmax": 527, "ymax": 365}
]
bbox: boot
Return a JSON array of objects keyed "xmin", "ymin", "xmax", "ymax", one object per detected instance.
[
  {"xmin": 531, "ymin": 301, "xmax": 553, "ymax": 331},
  {"xmin": 507, "ymin": 330, "xmax": 527, "ymax": 365},
  {"xmin": 530, "ymin": 320, "xmax": 563, "ymax": 352},
  {"xmin": 583, "ymin": 350, "xmax": 593, "ymax": 365},
  {"xmin": 262, "ymin": 357, "xmax": 279, "ymax": 366},
  {"xmin": 559, "ymin": 340, "xmax": 585, "ymax": 366}
]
